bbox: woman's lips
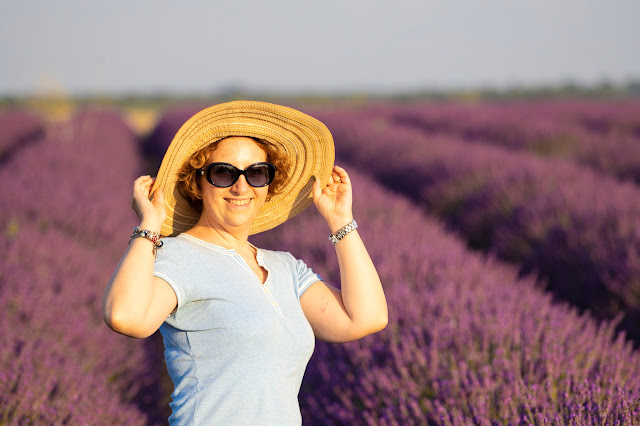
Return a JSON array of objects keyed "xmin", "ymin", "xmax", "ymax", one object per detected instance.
[{"xmin": 226, "ymin": 198, "xmax": 251, "ymax": 207}]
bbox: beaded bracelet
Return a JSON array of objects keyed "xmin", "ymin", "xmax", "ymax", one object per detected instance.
[
  {"xmin": 328, "ymin": 219, "xmax": 358, "ymax": 245},
  {"xmin": 130, "ymin": 226, "xmax": 163, "ymax": 256}
]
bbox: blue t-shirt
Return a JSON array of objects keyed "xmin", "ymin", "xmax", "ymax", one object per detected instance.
[{"xmin": 153, "ymin": 233, "xmax": 320, "ymax": 425}]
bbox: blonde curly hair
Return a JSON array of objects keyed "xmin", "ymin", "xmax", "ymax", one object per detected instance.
[{"xmin": 176, "ymin": 137, "xmax": 290, "ymax": 213}]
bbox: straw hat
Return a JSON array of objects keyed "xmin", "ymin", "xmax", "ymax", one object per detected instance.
[{"xmin": 151, "ymin": 100, "xmax": 335, "ymax": 237}]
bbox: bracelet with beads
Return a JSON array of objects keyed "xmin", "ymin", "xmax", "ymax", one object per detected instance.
[{"xmin": 130, "ymin": 226, "xmax": 163, "ymax": 256}]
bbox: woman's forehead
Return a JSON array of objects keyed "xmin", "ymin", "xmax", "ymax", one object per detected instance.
[{"xmin": 208, "ymin": 136, "xmax": 267, "ymax": 164}]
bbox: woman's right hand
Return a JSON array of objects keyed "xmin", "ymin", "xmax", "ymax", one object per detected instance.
[
  {"xmin": 131, "ymin": 175, "xmax": 165, "ymax": 230},
  {"xmin": 104, "ymin": 176, "xmax": 175, "ymax": 338}
]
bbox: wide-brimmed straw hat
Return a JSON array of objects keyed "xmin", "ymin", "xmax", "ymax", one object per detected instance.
[{"xmin": 151, "ymin": 100, "xmax": 335, "ymax": 237}]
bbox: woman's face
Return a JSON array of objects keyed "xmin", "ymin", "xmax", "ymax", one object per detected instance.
[{"xmin": 199, "ymin": 136, "xmax": 270, "ymax": 232}]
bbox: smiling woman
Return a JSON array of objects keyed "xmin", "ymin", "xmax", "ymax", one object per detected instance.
[
  {"xmin": 188, "ymin": 137, "xmax": 274, "ymax": 237},
  {"xmin": 102, "ymin": 100, "xmax": 388, "ymax": 425},
  {"xmin": 176, "ymin": 135, "xmax": 291, "ymax": 212}
]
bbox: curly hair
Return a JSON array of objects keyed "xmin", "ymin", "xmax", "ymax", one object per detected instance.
[{"xmin": 176, "ymin": 137, "xmax": 291, "ymax": 213}]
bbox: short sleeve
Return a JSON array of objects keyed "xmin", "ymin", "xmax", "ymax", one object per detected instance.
[
  {"xmin": 153, "ymin": 238, "xmax": 189, "ymax": 311},
  {"xmin": 293, "ymin": 256, "xmax": 322, "ymax": 299}
]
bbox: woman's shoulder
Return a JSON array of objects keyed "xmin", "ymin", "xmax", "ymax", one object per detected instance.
[
  {"xmin": 154, "ymin": 234, "xmax": 190, "ymax": 261},
  {"xmin": 159, "ymin": 233, "xmax": 201, "ymax": 250},
  {"xmin": 157, "ymin": 235, "xmax": 181, "ymax": 250}
]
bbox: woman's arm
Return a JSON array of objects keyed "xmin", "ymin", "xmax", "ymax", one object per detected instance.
[
  {"xmin": 300, "ymin": 166, "xmax": 388, "ymax": 343},
  {"xmin": 102, "ymin": 176, "xmax": 177, "ymax": 339}
]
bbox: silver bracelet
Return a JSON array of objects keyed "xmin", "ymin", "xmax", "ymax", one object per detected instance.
[{"xmin": 329, "ymin": 219, "xmax": 358, "ymax": 245}]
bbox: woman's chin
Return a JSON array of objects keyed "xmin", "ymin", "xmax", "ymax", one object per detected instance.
[{"xmin": 223, "ymin": 211, "xmax": 260, "ymax": 229}]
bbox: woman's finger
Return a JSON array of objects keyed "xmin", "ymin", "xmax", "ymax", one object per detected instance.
[
  {"xmin": 311, "ymin": 175, "xmax": 323, "ymax": 202},
  {"xmin": 333, "ymin": 166, "xmax": 350, "ymax": 185},
  {"xmin": 134, "ymin": 176, "xmax": 157, "ymax": 198},
  {"xmin": 134, "ymin": 175, "xmax": 152, "ymax": 185}
]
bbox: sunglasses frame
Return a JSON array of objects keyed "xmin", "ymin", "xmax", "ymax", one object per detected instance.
[{"xmin": 199, "ymin": 162, "xmax": 276, "ymax": 188}]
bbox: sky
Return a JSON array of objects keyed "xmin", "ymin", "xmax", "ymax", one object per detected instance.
[{"xmin": 1, "ymin": 0, "xmax": 639, "ymax": 96}]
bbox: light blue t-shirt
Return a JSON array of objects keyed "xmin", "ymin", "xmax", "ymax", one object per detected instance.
[{"xmin": 153, "ymin": 233, "xmax": 320, "ymax": 425}]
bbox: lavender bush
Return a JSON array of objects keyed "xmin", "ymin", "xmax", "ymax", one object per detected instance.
[
  {"xmin": 252, "ymin": 168, "xmax": 640, "ymax": 424},
  {"xmin": 0, "ymin": 109, "xmax": 44, "ymax": 163},
  {"xmin": 308, "ymin": 108, "xmax": 640, "ymax": 342},
  {"xmin": 0, "ymin": 228, "xmax": 149, "ymax": 424},
  {"xmin": 0, "ymin": 109, "xmax": 170, "ymax": 424},
  {"xmin": 0, "ymin": 108, "xmax": 142, "ymax": 257},
  {"xmin": 387, "ymin": 100, "xmax": 640, "ymax": 183},
  {"xmin": 141, "ymin": 104, "xmax": 206, "ymax": 173}
]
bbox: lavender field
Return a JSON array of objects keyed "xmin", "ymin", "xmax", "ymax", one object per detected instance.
[{"xmin": 2, "ymin": 98, "xmax": 640, "ymax": 424}]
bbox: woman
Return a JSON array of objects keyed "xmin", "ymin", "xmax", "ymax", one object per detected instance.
[{"xmin": 103, "ymin": 101, "xmax": 387, "ymax": 424}]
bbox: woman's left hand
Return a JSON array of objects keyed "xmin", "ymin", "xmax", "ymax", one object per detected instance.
[
  {"xmin": 304, "ymin": 166, "xmax": 388, "ymax": 342},
  {"xmin": 312, "ymin": 165, "xmax": 354, "ymax": 233}
]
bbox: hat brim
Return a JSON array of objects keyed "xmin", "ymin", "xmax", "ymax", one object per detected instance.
[{"xmin": 151, "ymin": 100, "xmax": 335, "ymax": 237}]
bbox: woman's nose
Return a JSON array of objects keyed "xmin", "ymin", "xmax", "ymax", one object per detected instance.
[{"xmin": 230, "ymin": 174, "xmax": 250, "ymax": 193}]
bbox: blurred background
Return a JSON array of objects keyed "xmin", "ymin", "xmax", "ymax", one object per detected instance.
[{"xmin": 2, "ymin": 1, "xmax": 640, "ymax": 424}]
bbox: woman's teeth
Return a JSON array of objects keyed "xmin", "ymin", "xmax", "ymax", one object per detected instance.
[{"xmin": 228, "ymin": 199, "xmax": 250, "ymax": 206}]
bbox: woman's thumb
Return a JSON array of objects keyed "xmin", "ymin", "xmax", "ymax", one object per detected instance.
[
  {"xmin": 311, "ymin": 175, "xmax": 322, "ymax": 202},
  {"xmin": 152, "ymin": 187, "xmax": 164, "ymax": 208}
]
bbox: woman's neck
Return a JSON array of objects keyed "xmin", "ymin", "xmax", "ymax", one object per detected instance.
[{"xmin": 186, "ymin": 216, "xmax": 251, "ymax": 252}]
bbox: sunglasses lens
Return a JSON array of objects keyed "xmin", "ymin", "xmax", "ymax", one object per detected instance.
[
  {"xmin": 209, "ymin": 164, "xmax": 239, "ymax": 187},
  {"xmin": 246, "ymin": 164, "xmax": 274, "ymax": 187}
]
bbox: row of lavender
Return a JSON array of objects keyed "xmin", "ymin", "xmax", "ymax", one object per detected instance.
[
  {"xmin": 385, "ymin": 99, "xmax": 640, "ymax": 182},
  {"xmin": 0, "ymin": 109, "xmax": 44, "ymax": 164},
  {"xmin": 0, "ymin": 110, "xmax": 169, "ymax": 424},
  {"xmin": 252, "ymin": 167, "xmax": 640, "ymax": 424},
  {"xmin": 307, "ymin": 105, "xmax": 640, "ymax": 343}
]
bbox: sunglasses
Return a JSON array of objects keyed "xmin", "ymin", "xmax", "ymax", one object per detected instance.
[{"xmin": 199, "ymin": 162, "xmax": 276, "ymax": 188}]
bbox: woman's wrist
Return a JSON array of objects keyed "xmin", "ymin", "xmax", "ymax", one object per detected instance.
[
  {"xmin": 327, "ymin": 214, "xmax": 354, "ymax": 235},
  {"xmin": 139, "ymin": 219, "xmax": 163, "ymax": 233},
  {"xmin": 329, "ymin": 219, "xmax": 358, "ymax": 245},
  {"xmin": 130, "ymin": 226, "xmax": 164, "ymax": 256}
]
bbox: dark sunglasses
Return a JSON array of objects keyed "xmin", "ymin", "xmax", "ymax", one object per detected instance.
[{"xmin": 199, "ymin": 162, "xmax": 276, "ymax": 188}]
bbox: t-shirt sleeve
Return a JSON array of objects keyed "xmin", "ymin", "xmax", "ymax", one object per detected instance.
[
  {"xmin": 292, "ymin": 255, "xmax": 322, "ymax": 299},
  {"xmin": 153, "ymin": 239, "xmax": 189, "ymax": 311}
]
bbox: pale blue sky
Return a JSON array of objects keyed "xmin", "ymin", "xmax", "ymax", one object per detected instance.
[{"xmin": 1, "ymin": 0, "xmax": 638, "ymax": 96}]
